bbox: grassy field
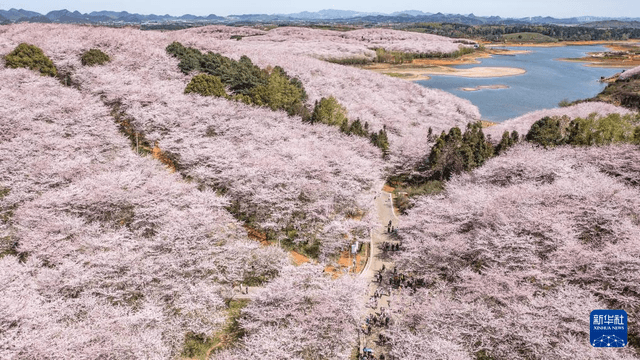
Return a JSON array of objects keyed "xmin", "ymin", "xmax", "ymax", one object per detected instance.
[
  {"xmin": 502, "ymin": 32, "xmax": 558, "ymax": 43},
  {"xmin": 383, "ymin": 72, "xmax": 414, "ymax": 78},
  {"xmin": 391, "ymin": 180, "xmax": 445, "ymax": 214},
  {"xmin": 181, "ymin": 299, "xmax": 249, "ymax": 360}
]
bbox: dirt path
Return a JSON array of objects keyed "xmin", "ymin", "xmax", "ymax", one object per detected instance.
[{"xmin": 231, "ymin": 285, "xmax": 256, "ymax": 300}]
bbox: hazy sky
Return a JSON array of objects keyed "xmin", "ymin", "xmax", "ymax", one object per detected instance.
[{"xmin": 2, "ymin": 0, "xmax": 639, "ymax": 18}]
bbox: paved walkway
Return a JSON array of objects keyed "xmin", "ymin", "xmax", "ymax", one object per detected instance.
[
  {"xmin": 358, "ymin": 190, "xmax": 399, "ymax": 359},
  {"xmin": 360, "ymin": 191, "xmax": 398, "ymax": 280}
]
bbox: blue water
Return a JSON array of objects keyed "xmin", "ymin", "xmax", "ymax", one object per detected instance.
[{"xmin": 416, "ymin": 46, "xmax": 628, "ymax": 122}]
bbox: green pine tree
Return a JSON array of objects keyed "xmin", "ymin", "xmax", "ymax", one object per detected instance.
[
  {"xmin": 184, "ymin": 74, "xmax": 227, "ymax": 97},
  {"xmin": 5, "ymin": 43, "xmax": 57, "ymax": 77}
]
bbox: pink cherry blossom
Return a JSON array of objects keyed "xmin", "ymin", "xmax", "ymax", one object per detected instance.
[
  {"xmin": 389, "ymin": 143, "xmax": 640, "ymax": 359},
  {"xmin": 619, "ymin": 64, "xmax": 640, "ymax": 80},
  {"xmin": 0, "ymin": 68, "xmax": 288, "ymax": 358}
]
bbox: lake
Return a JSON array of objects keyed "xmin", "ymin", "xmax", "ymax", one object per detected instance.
[{"xmin": 417, "ymin": 46, "xmax": 628, "ymax": 122}]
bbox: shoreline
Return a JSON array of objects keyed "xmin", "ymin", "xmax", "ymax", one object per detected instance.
[
  {"xmin": 485, "ymin": 40, "xmax": 640, "ymax": 69},
  {"xmin": 409, "ymin": 48, "xmax": 531, "ymax": 67},
  {"xmin": 461, "ymin": 84, "xmax": 509, "ymax": 92},
  {"xmin": 481, "ymin": 120, "xmax": 498, "ymax": 128},
  {"xmin": 365, "ymin": 40, "xmax": 639, "ymax": 81},
  {"xmin": 370, "ymin": 65, "xmax": 526, "ymax": 80},
  {"xmin": 419, "ymin": 66, "xmax": 526, "ymax": 78},
  {"xmin": 556, "ymin": 43, "xmax": 640, "ymax": 68},
  {"xmin": 363, "ymin": 48, "xmax": 530, "ymax": 80},
  {"xmin": 556, "ymin": 58, "xmax": 639, "ymax": 68},
  {"xmin": 484, "ymin": 39, "xmax": 640, "ymax": 48}
]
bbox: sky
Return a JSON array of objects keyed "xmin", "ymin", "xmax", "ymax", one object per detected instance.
[{"xmin": 2, "ymin": 0, "xmax": 639, "ymax": 18}]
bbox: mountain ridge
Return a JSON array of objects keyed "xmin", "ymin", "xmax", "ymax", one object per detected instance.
[{"xmin": 1, "ymin": 7, "xmax": 640, "ymax": 25}]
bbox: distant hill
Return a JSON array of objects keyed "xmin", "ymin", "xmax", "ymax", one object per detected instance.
[
  {"xmin": 391, "ymin": 10, "xmax": 433, "ymax": 17},
  {"xmin": 582, "ymin": 20, "xmax": 640, "ymax": 29},
  {"xmin": 502, "ymin": 32, "xmax": 558, "ymax": 43},
  {"xmin": 88, "ymin": 10, "xmax": 141, "ymax": 19},
  {"xmin": 0, "ymin": 8, "xmax": 41, "ymax": 21},
  {"xmin": 0, "ymin": 8, "xmax": 226, "ymax": 24},
  {"xmin": 1, "ymin": 7, "xmax": 640, "ymax": 26},
  {"xmin": 283, "ymin": 9, "xmax": 383, "ymax": 19}
]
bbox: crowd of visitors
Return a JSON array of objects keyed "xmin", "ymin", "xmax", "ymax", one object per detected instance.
[
  {"xmin": 358, "ymin": 349, "xmax": 387, "ymax": 360},
  {"xmin": 381, "ymin": 241, "xmax": 400, "ymax": 252},
  {"xmin": 388, "ymin": 267, "xmax": 424, "ymax": 292},
  {"xmin": 387, "ymin": 220, "xmax": 397, "ymax": 234},
  {"xmin": 360, "ymin": 306, "xmax": 391, "ymax": 359},
  {"xmin": 363, "ymin": 307, "xmax": 390, "ymax": 332},
  {"xmin": 358, "ymin": 217, "xmax": 402, "ymax": 360}
]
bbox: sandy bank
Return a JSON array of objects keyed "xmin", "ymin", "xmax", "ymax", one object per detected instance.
[
  {"xmin": 481, "ymin": 120, "xmax": 498, "ymax": 128},
  {"xmin": 558, "ymin": 58, "xmax": 640, "ymax": 68},
  {"xmin": 372, "ymin": 66, "xmax": 525, "ymax": 79},
  {"xmin": 416, "ymin": 66, "xmax": 526, "ymax": 78},
  {"xmin": 557, "ymin": 45, "xmax": 640, "ymax": 68},
  {"xmin": 376, "ymin": 71, "xmax": 431, "ymax": 81},
  {"xmin": 461, "ymin": 84, "xmax": 510, "ymax": 91}
]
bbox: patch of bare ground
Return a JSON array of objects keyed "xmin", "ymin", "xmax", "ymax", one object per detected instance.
[
  {"xmin": 290, "ymin": 251, "xmax": 311, "ymax": 265},
  {"xmin": 244, "ymin": 226, "xmax": 270, "ymax": 245},
  {"xmin": 324, "ymin": 249, "xmax": 367, "ymax": 278},
  {"xmin": 151, "ymin": 143, "xmax": 177, "ymax": 173},
  {"xmin": 382, "ymin": 184, "xmax": 395, "ymax": 193},
  {"xmin": 481, "ymin": 120, "xmax": 498, "ymax": 128}
]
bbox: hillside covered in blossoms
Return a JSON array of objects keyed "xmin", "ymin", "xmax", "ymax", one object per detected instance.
[
  {"xmin": 0, "ymin": 23, "xmax": 479, "ymax": 359},
  {"xmin": 387, "ymin": 143, "xmax": 640, "ymax": 359},
  {"xmin": 1, "ymin": 22, "xmax": 639, "ymax": 360}
]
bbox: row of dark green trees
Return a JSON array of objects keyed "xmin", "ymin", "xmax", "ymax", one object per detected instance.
[
  {"xmin": 166, "ymin": 41, "xmax": 389, "ymax": 156},
  {"xmin": 406, "ymin": 23, "xmax": 640, "ymax": 42},
  {"xmin": 389, "ymin": 112, "xmax": 640, "ymax": 213},
  {"xmin": 326, "ymin": 46, "xmax": 477, "ymax": 66},
  {"xmin": 425, "ymin": 113, "xmax": 640, "ymax": 181}
]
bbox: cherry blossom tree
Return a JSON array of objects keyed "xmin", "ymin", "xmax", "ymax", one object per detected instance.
[
  {"xmin": 0, "ymin": 23, "xmax": 390, "ymax": 258},
  {"xmin": 2, "ymin": 23, "xmax": 637, "ymax": 359},
  {"xmin": 0, "ymin": 23, "xmax": 480, "ymax": 173},
  {"xmin": 388, "ymin": 143, "xmax": 640, "ymax": 359},
  {"xmin": 214, "ymin": 264, "xmax": 366, "ymax": 360},
  {"xmin": 0, "ymin": 68, "xmax": 287, "ymax": 359},
  {"xmin": 619, "ymin": 64, "xmax": 640, "ymax": 80},
  {"xmin": 173, "ymin": 27, "xmax": 480, "ymax": 169}
]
